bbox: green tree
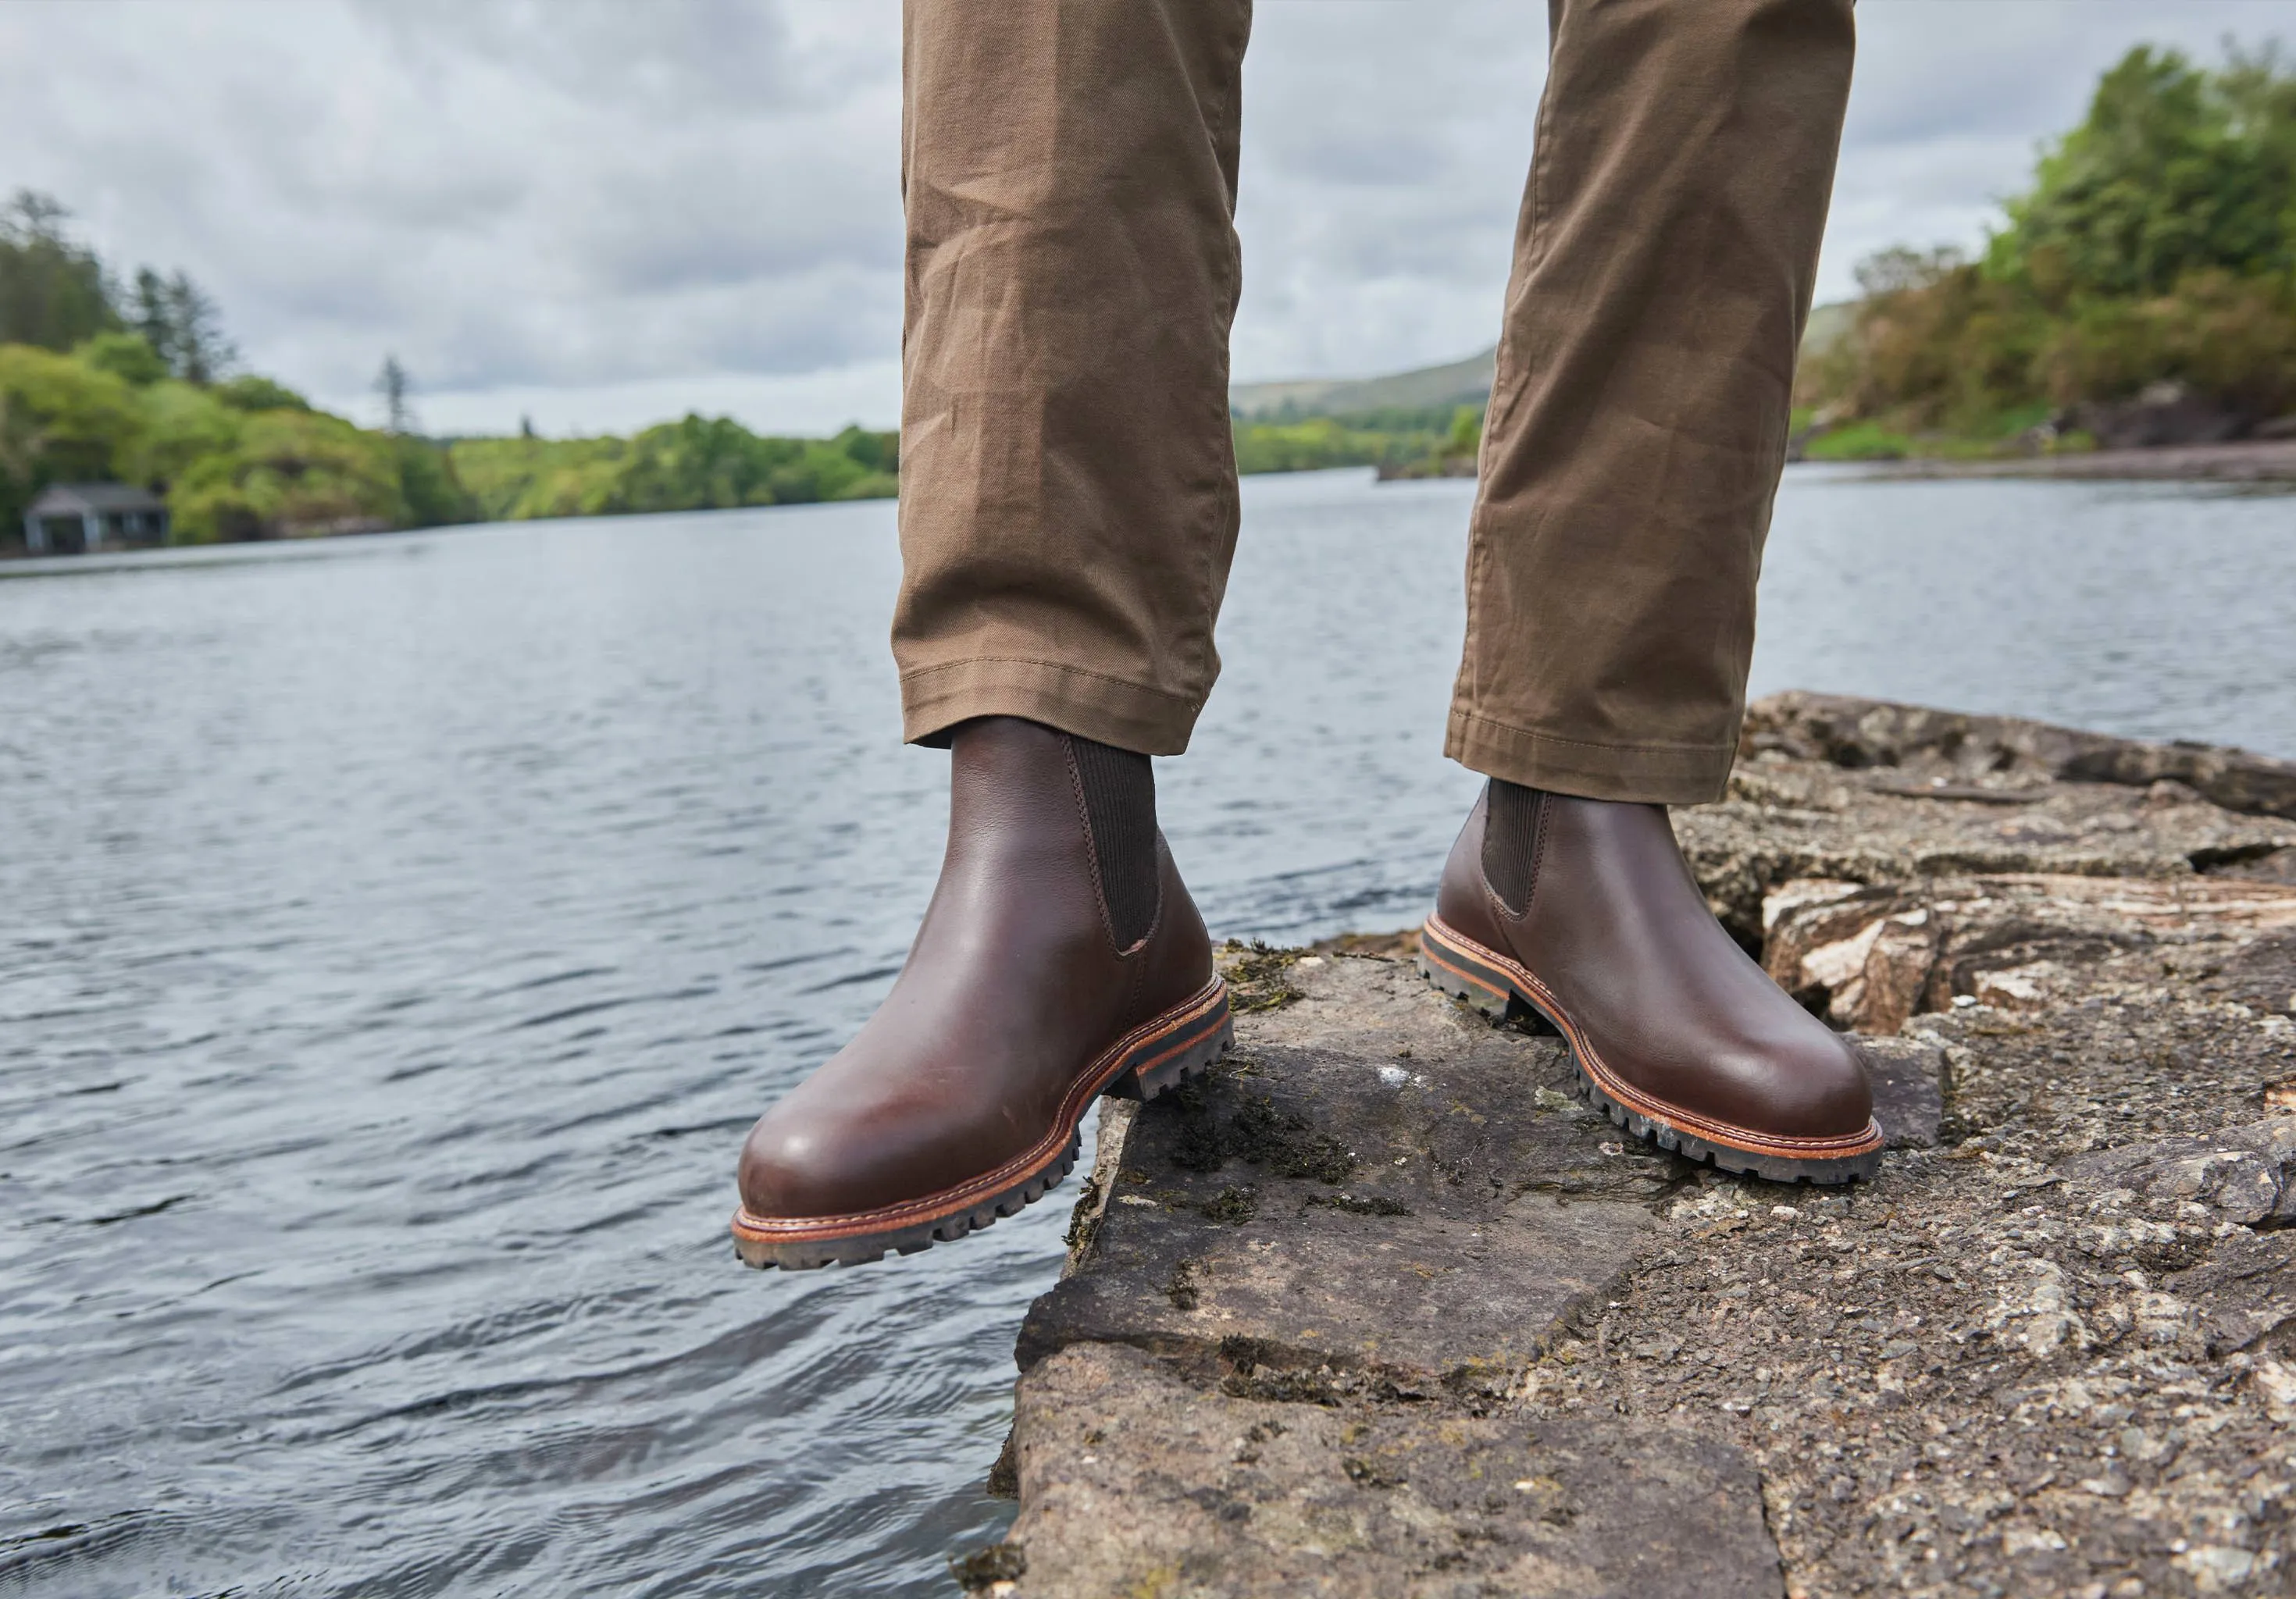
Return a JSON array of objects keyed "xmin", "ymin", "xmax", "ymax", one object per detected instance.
[
  {"xmin": 1444, "ymin": 404, "xmax": 1482, "ymax": 458},
  {"xmin": 394, "ymin": 436, "xmax": 478, "ymax": 527},
  {"xmin": 1989, "ymin": 45, "xmax": 2296, "ymax": 299},
  {"xmin": 446, "ymin": 418, "xmax": 902, "ymax": 521},
  {"xmin": 214, "ymin": 373, "xmax": 312, "ymax": 412},
  {"xmin": 129, "ymin": 379, "xmax": 242, "ymax": 490},
  {"xmin": 0, "ymin": 344, "xmax": 144, "ymax": 529},
  {"xmin": 375, "ymin": 354, "xmax": 413, "ymax": 434},
  {"xmin": 77, "ymin": 329, "xmax": 169, "ymax": 386},
  {"xmin": 130, "ymin": 269, "xmax": 173, "ymax": 367},
  {"xmin": 1799, "ymin": 42, "xmax": 2296, "ymax": 440},
  {"xmin": 131, "ymin": 266, "xmax": 236, "ymax": 383},
  {"xmin": 0, "ymin": 191, "xmax": 118, "ymax": 351},
  {"xmin": 168, "ymin": 408, "xmax": 406, "ymax": 543}
]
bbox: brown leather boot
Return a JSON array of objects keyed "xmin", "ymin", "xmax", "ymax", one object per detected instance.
[
  {"xmin": 733, "ymin": 718, "xmax": 1231, "ymax": 1268},
  {"xmin": 1420, "ymin": 782, "xmax": 1882, "ymax": 1183}
]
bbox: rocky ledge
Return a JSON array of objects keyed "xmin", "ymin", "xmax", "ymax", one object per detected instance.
[{"xmin": 957, "ymin": 693, "xmax": 2296, "ymax": 1599}]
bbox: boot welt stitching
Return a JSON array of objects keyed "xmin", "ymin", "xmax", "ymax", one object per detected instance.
[
  {"xmin": 1422, "ymin": 913, "xmax": 1884, "ymax": 1159},
  {"xmin": 731, "ymin": 977, "xmax": 1229, "ymax": 1241}
]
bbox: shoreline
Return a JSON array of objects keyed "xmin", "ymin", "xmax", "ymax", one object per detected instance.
[
  {"xmin": 968, "ymin": 692, "xmax": 2296, "ymax": 1596},
  {"xmin": 1824, "ymin": 438, "xmax": 2296, "ymax": 486},
  {"xmin": 16, "ymin": 438, "xmax": 2288, "ymax": 570}
]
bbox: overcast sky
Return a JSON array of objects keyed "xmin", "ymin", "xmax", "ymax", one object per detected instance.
[{"xmin": 4, "ymin": 1, "xmax": 2289, "ymax": 436}]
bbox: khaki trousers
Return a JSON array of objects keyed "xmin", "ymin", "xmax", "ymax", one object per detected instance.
[{"xmin": 893, "ymin": 0, "xmax": 1853, "ymax": 804}]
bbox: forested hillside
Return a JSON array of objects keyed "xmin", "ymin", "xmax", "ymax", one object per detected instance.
[
  {"xmin": 0, "ymin": 193, "xmax": 897, "ymax": 546},
  {"xmin": 1797, "ymin": 45, "xmax": 2296, "ymax": 458}
]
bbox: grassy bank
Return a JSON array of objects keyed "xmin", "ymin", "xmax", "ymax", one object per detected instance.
[{"xmin": 1788, "ymin": 404, "xmax": 2089, "ymax": 464}]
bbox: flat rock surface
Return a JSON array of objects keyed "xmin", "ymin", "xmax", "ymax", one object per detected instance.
[
  {"xmin": 964, "ymin": 696, "xmax": 2296, "ymax": 1599},
  {"xmin": 1018, "ymin": 956, "xmax": 1670, "ymax": 1386},
  {"xmin": 1001, "ymin": 1341, "xmax": 1784, "ymax": 1599}
]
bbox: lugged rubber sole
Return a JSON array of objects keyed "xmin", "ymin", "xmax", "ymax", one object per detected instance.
[
  {"xmin": 1417, "ymin": 915, "xmax": 1884, "ymax": 1185},
  {"xmin": 730, "ymin": 977, "xmax": 1234, "ymax": 1270}
]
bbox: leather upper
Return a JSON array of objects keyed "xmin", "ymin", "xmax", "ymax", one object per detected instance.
[
  {"xmin": 1435, "ymin": 788, "xmax": 1874, "ymax": 1143},
  {"xmin": 739, "ymin": 718, "xmax": 1211, "ymax": 1221}
]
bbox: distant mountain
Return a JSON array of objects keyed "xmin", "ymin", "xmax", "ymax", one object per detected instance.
[
  {"xmin": 1230, "ymin": 348, "xmax": 1495, "ymax": 419},
  {"xmin": 1229, "ymin": 304, "xmax": 1853, "ymax": 422}
]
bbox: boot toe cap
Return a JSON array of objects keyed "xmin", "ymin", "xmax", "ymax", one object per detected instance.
[
  {"xmin": 1707, "ymin": 1023, "xmax": 1874, "ymax": 1141},
  {"xmin": 737, "ymin": 1090, "xmax": 1020, "ymax": 1222},
  {"xmin": 739, "ymin": 1112, "xmax": 877, "ymax": 1221},
  {"xmin": 1768, "ymin": 1031, "xmax": 1876, "ymax": 1139}
]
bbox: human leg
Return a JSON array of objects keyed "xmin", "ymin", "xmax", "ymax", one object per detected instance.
[
  {"xmin": 1424, "ymin": 0, "xmax": 1883, "ymax": 1182},
  {"xmin": 1450, "ymin": 0, "xmax": 1855, "ymax": 800},
  {"xmin": 893, "ymin": 0, "xmax": 1252, "ymax": 754},
  {"xmin": 734, "ymin": 0, "xmax": 1253, "ymax": 1266}
]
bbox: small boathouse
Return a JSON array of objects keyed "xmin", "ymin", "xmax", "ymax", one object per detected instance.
[{"xmin": 21, "ymin": 483, "xmax": 172, "ymax": 554}]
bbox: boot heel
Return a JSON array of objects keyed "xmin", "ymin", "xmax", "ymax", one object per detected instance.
[
  {"xmin": 1417, "ymin": 924, "xmax": 1513, "ymax": 1020},
  {"xmin": 1107, "ymin": 984, "xmax": 1233, "ymax": 1102}
]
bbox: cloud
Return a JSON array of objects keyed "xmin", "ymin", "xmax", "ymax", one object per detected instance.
[
  {"xmin": 1232, "ymin": 0, "xmax": 2295, "ymax": 385},
  {"xmin": 1230, "ymin": 3, "xmax": 1546, "ymax": 384},
  {"xmin": 0, "ymin": 0, "xmax": 901, "ymax": 426},
  {"xmin": 1, "ymin": 0, "xmax": 2289, "ymax": 433}
]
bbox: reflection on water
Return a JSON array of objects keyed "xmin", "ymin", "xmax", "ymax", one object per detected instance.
[{"xmin": 2, "ymin": 468, "xmax": 2290, "ymax": 1596}]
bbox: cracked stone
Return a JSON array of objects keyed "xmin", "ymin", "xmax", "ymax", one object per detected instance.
[{"xmin": 996, "ymin": 696, "xmax": 2296, "ymax": 1599}]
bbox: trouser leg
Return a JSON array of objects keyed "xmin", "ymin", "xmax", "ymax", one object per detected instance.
[
  {"xmin": 893, "ymin": 0, "xmax": 1252, "ymax": 757},
  {"xmin": 1447, "ymin": 0, "xmax": 1856, "ymax": 804}
]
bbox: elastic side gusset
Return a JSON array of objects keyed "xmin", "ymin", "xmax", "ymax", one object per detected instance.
[
  {"xmin": 1481, "ymin": 778, "xmax": 1542, "ymax": 917},
  {"xmin": 1066, "ymin": 734, "xmax": 1160, "ymax": 949}
]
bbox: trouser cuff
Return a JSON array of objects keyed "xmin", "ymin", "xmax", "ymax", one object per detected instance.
[
  {"xmin": 1446, "ymin": 707, "xmax": 1735, "ymax": 806},
  {"xmin": 901, "ymin": 657, "xmax": 1203, "ymax": 757}
]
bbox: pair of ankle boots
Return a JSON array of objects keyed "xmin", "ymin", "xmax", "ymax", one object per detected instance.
[{"xmin": 731, "ymin": 718, "xmax": 1881, "ymax": 1270}]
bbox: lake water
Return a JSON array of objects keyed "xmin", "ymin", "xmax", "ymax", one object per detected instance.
[{"xmin": 3, "ymin": 466, "xmax": 2292, "ymax": 1597}]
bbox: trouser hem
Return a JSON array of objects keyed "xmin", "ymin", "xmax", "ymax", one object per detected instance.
[
  {"xmin": 901, "ymin": 657, "xmax": 1202, "ymax": 757},
  {"xmin": 1446, "ymin": 707, "xmax": 1734, "ymax": 806}
]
